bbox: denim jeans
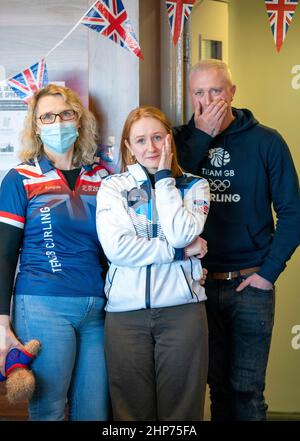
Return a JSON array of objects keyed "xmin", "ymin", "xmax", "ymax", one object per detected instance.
[
  {"xmin": 205, "ymin": 278, "xmax": 275, "ymax": 421},
  {"xmin": 13, "ymin": 295, "xmax": 109, "ymax": 421}
]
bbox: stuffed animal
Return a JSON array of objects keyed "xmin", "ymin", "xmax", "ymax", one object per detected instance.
[{"xmin": 0, "ymin": 339, "xmax": 41, "ymax": 404}]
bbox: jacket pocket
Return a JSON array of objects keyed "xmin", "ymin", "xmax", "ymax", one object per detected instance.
[{"xmin": 179, "ymin": 264, "xmax": 194, "ymax": 299}]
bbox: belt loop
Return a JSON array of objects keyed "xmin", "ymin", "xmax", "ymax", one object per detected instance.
[
  {"xmin": 226, "ymin": 271, "xmax": 232, "ymax": 280},
  {"xmin": 237, "ymin": 270, "xmax": 242, "ymax": 282}
]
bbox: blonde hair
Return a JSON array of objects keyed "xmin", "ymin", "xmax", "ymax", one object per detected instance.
[
  {"xmin": 19, "ymin": 84, "xmax": 98, "ymax": 166},
  {"xmin": 120, "ymin": 106, "xmax": 182, "ymax": 177},
  {"xmin": 190, "ymin": 59, "xmax": 233, "ymax": 84}
]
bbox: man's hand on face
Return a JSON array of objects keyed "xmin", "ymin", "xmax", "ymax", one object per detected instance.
[{"xmin": 194, "ymin": 99, "xmax": 228, "ymax": 137}]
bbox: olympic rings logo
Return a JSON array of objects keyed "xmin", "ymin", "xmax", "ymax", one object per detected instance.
[{"xmin": 209, "ymin": 179, "xmax": 231, "ymax": 192}]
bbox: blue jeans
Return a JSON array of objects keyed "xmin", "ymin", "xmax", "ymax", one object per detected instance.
[
  {"xmin": 13, "ymin": 295, "xmax": 109, "ymax": 421},
  {"xmin": 205, "ymin": 278, "xmax": 275, "ymax": 421}
]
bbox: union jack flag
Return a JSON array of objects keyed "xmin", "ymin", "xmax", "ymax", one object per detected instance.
[
  {"xmin": 165, "ymin": 0, "xmax": 195, "ymax": 45},
  {"xmin": 81, "ymin": 0, "xmax": 143, "ymax": 59},
  {"xmin": 7, "ymin": 59, "xmax": 48, "ymax": 104},
  {"xmin": 265, "ymin": 0, "xmax": 299, "ymax": 52},
  {"xmin": 193, "ymin": 199, "xmax": 209, "ymax": 216}
]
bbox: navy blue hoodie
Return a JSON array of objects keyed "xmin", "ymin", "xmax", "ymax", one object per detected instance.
[{"xmin": 174, "ymin": 108, "xmax": 300, "ymax": 283}]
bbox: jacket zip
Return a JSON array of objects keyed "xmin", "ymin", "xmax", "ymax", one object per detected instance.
[
  {"xmin": 144, "ymin": 182, "xmax": 155, "ymax": 309},
  {"xmin": 145, "ymin": 265, "xmax": 151, "ymax": 308}
]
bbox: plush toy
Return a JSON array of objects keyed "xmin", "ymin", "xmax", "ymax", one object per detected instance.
[{"xmin": 0, "ymin": 339, "xmax": 41, "ymax": 404}]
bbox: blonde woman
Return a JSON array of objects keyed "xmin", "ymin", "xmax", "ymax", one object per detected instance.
[
  {"xmin": 0, "ymin": 84, "xmax": 109, "ymax": 420},
  {"xmin": 97, "ymin": 106, "xmax": 210, "ymax": 421}
]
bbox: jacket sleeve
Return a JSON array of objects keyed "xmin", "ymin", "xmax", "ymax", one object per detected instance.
[
  {"xmin": 96, "ymin": 177, "xmax": 182, "ymax": 267},
  {"xmin": 173, "ymin": 119, "xmax": 213, "ymax": 174},
  {"xmin": 0, "ymin": 170, "xmax": 26, "ymax": 314},
  {"xmin": 257, "ymin": 135, "xmax": 300, "ymax": 283},
  {"xmin": 155, "ymin": 171, "xmax": 210, "ymax": 248}
]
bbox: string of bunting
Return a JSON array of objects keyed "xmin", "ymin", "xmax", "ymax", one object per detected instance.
[
  {"xmin": 4, "ymin": 0, "xmax": 143, "ymax": 103},
  {"xmin": 1, "ymin": 0, "xmax": 300, "ymax": 104}
]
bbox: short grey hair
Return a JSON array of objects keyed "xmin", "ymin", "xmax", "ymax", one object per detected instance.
[{"xmin": 190, "ymin": 59, "xmax": 233, "ymax": 84}]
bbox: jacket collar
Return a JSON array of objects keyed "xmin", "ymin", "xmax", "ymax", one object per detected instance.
[
  {"xmin": 34, "ymin": 155, "xmax": 92, "ymax": 174},
  {"xmin": 127, "ymin": 163, "xmax": 149, "ymax": 184}
]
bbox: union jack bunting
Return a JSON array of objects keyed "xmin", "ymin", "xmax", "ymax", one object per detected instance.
[
  {"xmin": 165, "ymin": 0, "xmax": 195, "ymax": 45},
  {"xmin": 81, "ymin": 0, "xmax": 143, "ymax": 59},
  {"xmin": 265, "ymin": 0, "xmax": 299, "ymax": 52},
  {"xmin": 7, "ymin": 59, "xmax": 48, "ymax": 104}
]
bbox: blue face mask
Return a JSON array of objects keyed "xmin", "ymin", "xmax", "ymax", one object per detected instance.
[{"xmin": 39, "ymin": 122, "xmax": 79, "ymax": 154}]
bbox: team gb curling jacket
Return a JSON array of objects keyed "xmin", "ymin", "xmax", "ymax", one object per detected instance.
[{"xmin": 96, "ymin": 163, "xmax": 210, "ymax": 312}]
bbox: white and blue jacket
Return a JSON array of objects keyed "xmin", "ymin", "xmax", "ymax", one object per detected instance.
[{"xmin": 96, "ymin": 163, "xmax": 210, "ymax": 312}]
